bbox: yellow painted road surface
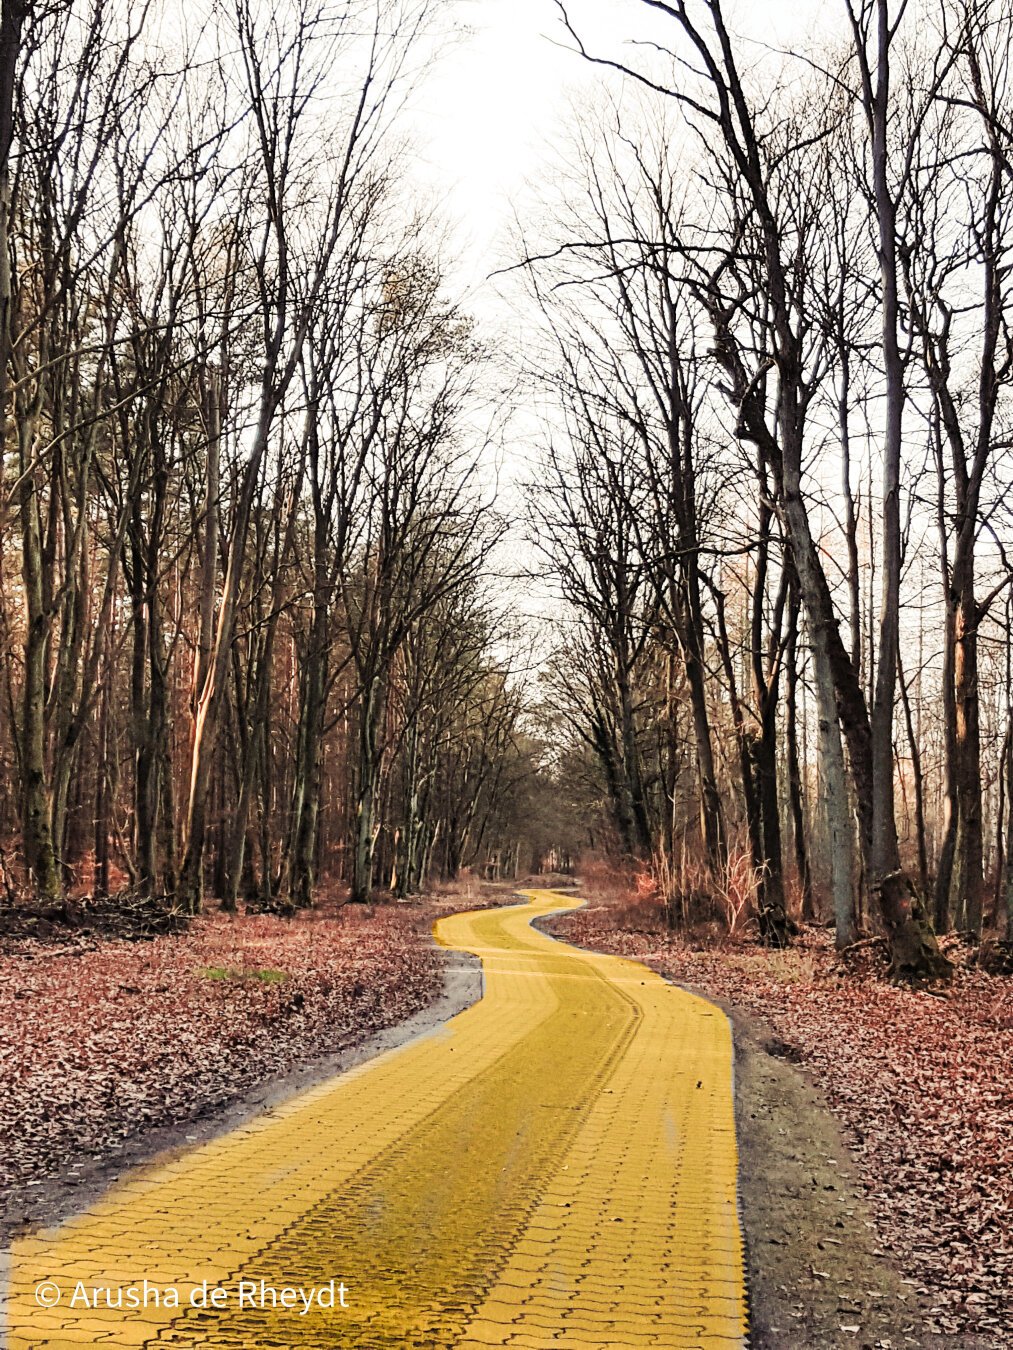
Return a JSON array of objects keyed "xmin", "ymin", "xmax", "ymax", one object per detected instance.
[{"xmin": 3, "ymin": 891, "xmax": 748, "ymax": 1349}]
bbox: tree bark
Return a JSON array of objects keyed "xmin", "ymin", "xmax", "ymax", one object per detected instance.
[
  {"xmin": 350, "ymin": 674, "xmax": 384, "ymax": 904},
  {"xmin": 785, "ymin": 599, "xmax": 814, "ymax": 921}
]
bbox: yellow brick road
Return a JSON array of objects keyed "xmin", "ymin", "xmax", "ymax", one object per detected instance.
[{"xmin": 3, "ymin": 891, "xmax": 748, "ymax": 1349}]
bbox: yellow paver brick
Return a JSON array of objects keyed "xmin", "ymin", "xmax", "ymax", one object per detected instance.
[{"xmin": 3, "ymin": 891, "xmax": 747, "ymax": 1348}]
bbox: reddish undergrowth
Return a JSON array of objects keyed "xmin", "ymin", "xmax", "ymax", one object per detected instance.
[
  {"xmin": 552, "ymin": 902, "xmax": 1013, "ymax": 1342},
  {"xmin": 0, "ymin": 899, "xmax": 447, "ymax": 1190}
]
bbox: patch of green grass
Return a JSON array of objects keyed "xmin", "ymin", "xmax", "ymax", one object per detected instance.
[
  {"xmin": 196, "ymin": 965, "xmax": 288, "ymax": 984},
  {"xmin": 250, "ymin": 967, "xmax": 288, "ymax": 983}
]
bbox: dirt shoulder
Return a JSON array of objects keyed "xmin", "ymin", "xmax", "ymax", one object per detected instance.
[{"xmin": 728, "ymin": 995, "xmax": 946, "ymax": 1350}]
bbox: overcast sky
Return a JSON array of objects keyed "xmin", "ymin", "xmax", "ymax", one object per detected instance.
[
  {"xmin": 405, "ymin": 0, "xmax": 849, "ymax": 624},
  {"xmin": 411, "ymin": 0, "xmax": 843, "ymax": 300}
]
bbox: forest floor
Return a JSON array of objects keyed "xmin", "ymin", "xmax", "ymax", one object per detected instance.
[
  {"xmin": 549, "ymin": 899, "xmax": 1012, "ymax": 1349},
  {"xmin": 4, "ymin": 878, "xmax": 1007, "ymax": 1347},
  {"xmin": 0, "ymin": 879, "xmax": 517, "ymax": 1233}
]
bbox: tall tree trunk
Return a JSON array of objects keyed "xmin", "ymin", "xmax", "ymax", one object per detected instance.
[
  {"xmin": 753, "ymin": 694, "xmax": 789, "ymax": 945},
  {"xmin": 898, "ymin": 647, "xmax": 929, "ymax": 898},
  {"xmin": 711, "ymin": 586, "xmax": 764, "ymax": 914},
  {"xmin": 225, "ymin": 635, "xmax": 266, "ymax": 911},
  {"xmin": 936, "ymin": 593, "xmax": 958, "ymax": 931},
  {"xmin": 591, "ymin": 707, "xmax": 636, "ymax": 857},
  {"xmin": 677, "ymin": 586, "xmax": 726, "ymax": 870},
  {"xmin": 778, "ymin": 495, "xmax": 858, "ymax": 948},
  {"xmin": 617, "ymin": 662, "xmax": 652, "ymax": 855},
  {"xmin": 683, "ymin": 629, "xmax": 726, "ymax": 868},
  {"xmin": 395, "ymin": 719, "xmax": 422, "ymax": 899},
  {"xmin": 194, "ymin": 368, "xmax": 221, "ymax": 711},
  {"xmin": 93, "ymin": 665, "xmax": 111, "ymax": 897},
  {"xmin": 859, "ymin": 0, "xmax": 950, "ymax": 979},
  {"xmin": 18, "ymin": 433, "xmax": 61, "ymax": 901},
  {"xmin": 784, "ymin": 591, "xmax": 814, "ymax": 920},
  {"xmin": 810, "ymin": 624, "xmax": 857, "ymax": 948},
  {"xmin": 288, "ymin": 639, "xmax": 327, "ymax": 908},
  {"xmin": 350, "ymin": 674, "xmax": 384, "ymax": 904},
  {"xmin": 146, "ymin": 590, "xmax": 176, "ymax": 898},
  {"xmin": 952, "ymin": 572, "xmax": 984, "ymax": 933},
  {"xmin": 179, "ymin": 395, "xmax": 278, "ymax": 913},
  {"xmin": 838, "ymin": 350, "xmax": 863, "ymax": 677},
  {"xmin": 130, "ymin": 555, "xmax": 157, "ymax": 895}
]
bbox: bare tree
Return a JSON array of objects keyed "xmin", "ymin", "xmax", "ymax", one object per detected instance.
[
  {"xmin": 554, "ymin": 0, "xmax": 951, "ymax": 971},
  {"xmin": 178, "ymin": 0, "xmax": 433, "ymax": 910}
]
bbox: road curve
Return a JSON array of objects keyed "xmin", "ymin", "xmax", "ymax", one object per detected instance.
[{"xmin": 4, "ymin": 890, "xmax": 747, "ymax": 1349}]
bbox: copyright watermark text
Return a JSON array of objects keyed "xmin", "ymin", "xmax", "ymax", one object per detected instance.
[{"xmin": 33, "ymin": 1278, "xmax": 349, "ymax": 1315}]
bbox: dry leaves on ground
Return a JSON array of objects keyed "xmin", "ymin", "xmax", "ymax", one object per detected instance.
[
  {"xmin": 554, "ymin": 905, "xmax": 1013, "ymax": 1343},
  {"xmin": 0, "ymin": 902, "xmax": 443, "ymax": 1189}
]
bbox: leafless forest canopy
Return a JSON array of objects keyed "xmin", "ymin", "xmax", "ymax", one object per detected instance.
[{"xmin": 2, "ymin": 0, "xmax": 1013, "ymax": 978}]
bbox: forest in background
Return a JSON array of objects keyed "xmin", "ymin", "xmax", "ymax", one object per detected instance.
[
  {"xmin": 522, "ymin": 0, "xmax": 1013, "ymax": 980},
  {"xmin": 1, "ymin": 0, "xmax": 1013, "ymax": 985},
  {"xmin": 0, "ymin": 0, "xmax": 574, "ymax": 919}
]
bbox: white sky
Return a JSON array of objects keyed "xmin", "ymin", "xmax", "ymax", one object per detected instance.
[
  {"xmin": 405, "ymin": 0, "xmax": 850, "ymax": 633},
  {"xmin": 411, "ymin": 0, "xmax": 844, "ymax": 301}
]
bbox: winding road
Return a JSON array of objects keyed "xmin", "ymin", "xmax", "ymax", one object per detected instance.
[{"xmin": 4, "ymin": 891, "xmax": 748, "ymax": 1348}]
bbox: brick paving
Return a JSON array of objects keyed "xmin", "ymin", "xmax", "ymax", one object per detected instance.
[{"xmin": 3, "ymin": 892, "xmax": 748, "ymax": 1349}]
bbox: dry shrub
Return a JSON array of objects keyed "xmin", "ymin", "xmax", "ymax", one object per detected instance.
[
  {"xmin": 717, "ymin": 845, "xmax": 765, "ymax": 937},
  {"xmin": 430, "ymin": 869, "xmax": 478, "ymax": 905},
  {"xmin": 653, "ymin": 839, "xmax": 764, "ymax": 937},
  {"xmin": 654, "ymin": 847, "xmax": 712, "ymax": 929},
  {"xmin": 577, "ymin": 842, "xmax": 768, "ymax": 940},
  {"xmin": 577, "ymin": 854, "xmax": 664, "ymax": 931}
]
